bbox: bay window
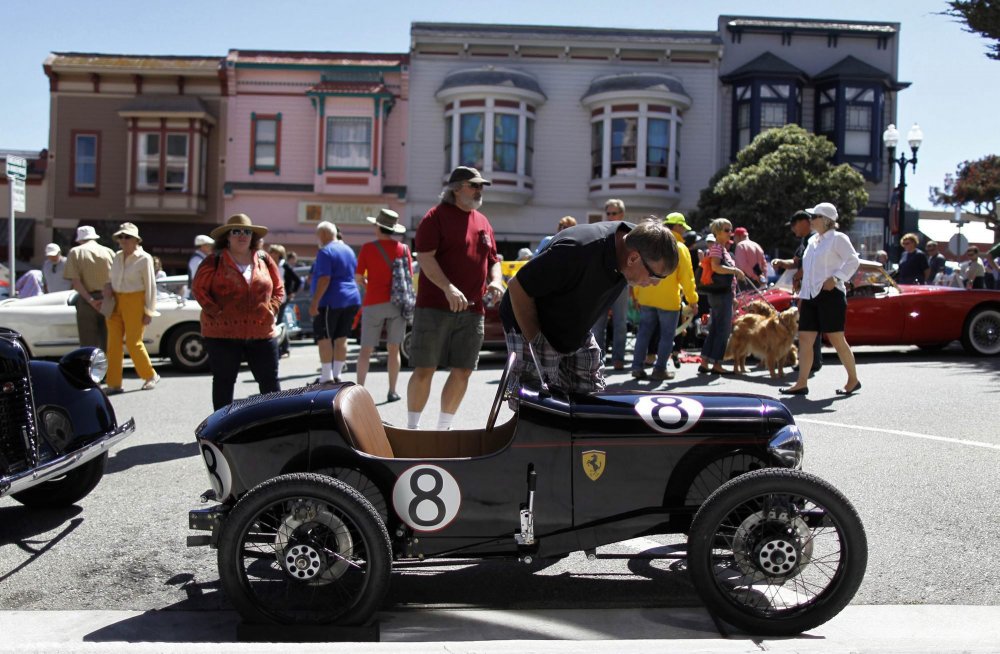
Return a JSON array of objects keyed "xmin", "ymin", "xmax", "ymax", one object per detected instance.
[{"xmin": 326, "ymin": 117, "xmax": 372, "ymax": 170}]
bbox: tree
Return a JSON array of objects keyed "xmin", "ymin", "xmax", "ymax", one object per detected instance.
[
  {"xmin": 691, "ymin": 124, "xmax": 869, "ymax": 256},
  {"xmin": 930, "ymin": 155, "xmax": 1000, "ymax": 243},
  {"xmin": 944, "ymin": 0, "xmax": 1000, "ymax": 60}
]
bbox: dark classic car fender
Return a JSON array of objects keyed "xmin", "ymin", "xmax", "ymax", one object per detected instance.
[
  {"xmin": 191, "ymin": 381, "xmax": 801, "ymax": 558},
  {"xmin": 0, "ymin": 331, "xmax": 135, "ymax": 501}
]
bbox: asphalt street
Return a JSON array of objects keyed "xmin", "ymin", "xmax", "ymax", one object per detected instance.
[{"xmin": 1, "ymin": 338, "xmax": 999, "ymax": 647}]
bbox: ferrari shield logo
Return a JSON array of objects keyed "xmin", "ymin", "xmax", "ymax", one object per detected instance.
[{"xmin": 582, "ymin": 450, "xmax": 606, "ymax": 481}]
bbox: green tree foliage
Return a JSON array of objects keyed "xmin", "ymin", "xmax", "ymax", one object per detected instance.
[
  {"xmin": 944, "ymin": 0, "xmax": 1000, "ymax": 60},
  {"xmin": 691, "ymin": 125, "xmax": 869, "ymax": 256},
  {"xmin": 930, "ymin": 155, "xmax": 1000, "ymax": 240}
]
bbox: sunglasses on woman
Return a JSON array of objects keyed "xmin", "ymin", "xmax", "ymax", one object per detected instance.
[{"xmin": 230, "ymin": 228, "xmax": 254, "ymax": 237}]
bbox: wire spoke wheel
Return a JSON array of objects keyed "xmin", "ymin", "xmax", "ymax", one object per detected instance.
[
  {"xmin": 688, "ymin": 469, "xmax": 867, "ymax": 636},
  {"xmin": 218, "ymin": 474, "xmax": 391, "ymax": 625}
]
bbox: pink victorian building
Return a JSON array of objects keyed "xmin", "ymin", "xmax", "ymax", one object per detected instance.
[{"xmin": 223, "ymin": 50, "xmax": 408, "ymax": 255}]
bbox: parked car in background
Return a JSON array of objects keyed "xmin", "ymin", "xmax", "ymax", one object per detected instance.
[
  {"xmin": 0, "ymin": 329, "xmax": 134, "ymax": 507},
  {"xmin": 0, "ymin": 281, "xmax": 207, "ymax": 372},
  {"xmin": 760, "ymin": 260, "xmax": 1000, "ymax": 356}
]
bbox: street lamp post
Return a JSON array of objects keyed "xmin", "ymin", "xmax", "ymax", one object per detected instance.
[{"xmin": 883, "ymin": 122, "xmax": 924, "ymax": 263}]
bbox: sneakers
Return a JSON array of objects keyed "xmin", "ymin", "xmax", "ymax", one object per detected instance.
[
  {"xmin": 631, "ymin": 369, "xmax": 648, "ymax": 380},
  {"xmin": 387, "ymin": 391, "xmax": 401, "ymax": 403},
  {"xmin": 105, "ymin": 386, "xmax": 123, "ymax": 396},
  {"xmin": 141, "ymin": 374, "xmax": 160, "ymax": 390},
  {"xmin": 650, "ymin": 368, "xmax": 675, "ymax": 381}
]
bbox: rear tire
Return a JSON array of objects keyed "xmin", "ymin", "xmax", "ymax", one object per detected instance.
[
  {"xmin": 688, "ymin": 468, "xmax": 867, "ymax": 636},
  {"xmin": 960, "ymin": 307, "xmax": 1000, "ymax": 356},
  {"xmin": 167, "ymin": 325, "xmax": 208, "ymax": 372},
  {"xmin": 12, "ymin": 453, "xmax": 107, "ymax": 507}
]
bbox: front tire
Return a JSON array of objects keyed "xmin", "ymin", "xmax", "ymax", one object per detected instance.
[
  {"xmin": 217, "ymin": 473, "xmax": 392, "ymax": 625},
  {"xmin": 11, "ymin": 453, "xmax": 107, "ymax": 507},
  {"xmin": 167, "ymin": 325, "xmax": 208, "ymax": 372},
  {"xmin": 688, "ymin": 469, "xmax": 867, "ymax": 636},
  {"xmin": 960, "ymin": 307, "xmax": 1000, "ymax": 356}
]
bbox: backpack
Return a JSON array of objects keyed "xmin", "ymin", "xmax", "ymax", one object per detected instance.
[{"xmin": 375, "ymin": 242, "xmax": 416, "ymax": 321}]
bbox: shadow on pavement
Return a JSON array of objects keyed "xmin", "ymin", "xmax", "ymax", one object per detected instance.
[{"xmin": 105, "ymin": 441, "xmax": 200, "ymax": 474}]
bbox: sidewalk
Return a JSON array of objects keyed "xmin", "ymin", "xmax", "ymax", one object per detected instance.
[{"xmin": 1, "ymin": 606, "xmax": 998, "ymax": 653}]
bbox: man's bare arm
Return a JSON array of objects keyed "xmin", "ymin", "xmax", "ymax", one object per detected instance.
[
  {"xmin": 415, "ymin": 250, "xmax": 467, "ymax": 312},
  {"xmin": 507, "ymin": 277, "xmax": 540, "ymax": 342}
]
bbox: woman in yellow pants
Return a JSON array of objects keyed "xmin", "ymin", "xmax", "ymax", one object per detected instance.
[{"xmin": 104, "ymin": 222, "xmax": 160, "ymax": 394}]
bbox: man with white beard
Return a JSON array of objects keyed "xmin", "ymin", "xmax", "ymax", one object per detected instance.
[{"xmin": 406, "ymin": 166, "xmax": 504, "ymax": 430}]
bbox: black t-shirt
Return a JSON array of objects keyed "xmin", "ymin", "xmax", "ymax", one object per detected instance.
[
  {"xmin": 499, "ymin": 221, "xmax": 630, "ymax": 353},
  {"xmin": 897, "ymin": 249, "xmax": 929, "ymax": 285}
]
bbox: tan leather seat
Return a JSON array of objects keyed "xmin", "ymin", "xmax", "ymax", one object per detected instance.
[{"xmin": 333, "ymin": 384, "xmax": 394, "ymax": 458}]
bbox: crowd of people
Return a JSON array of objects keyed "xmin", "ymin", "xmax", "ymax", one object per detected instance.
[{"xmin": 10, "ymin": 164, "xmax": 1000, "ymax": 422}]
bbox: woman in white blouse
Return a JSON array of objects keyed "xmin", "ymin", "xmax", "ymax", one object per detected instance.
[
  {"xmin": 103, "ymin": 222, "xmax": 160, "ymax": 394},
  {"xmin": 780, "ymin": 203, "xmax": 861, "ymax": 397}
]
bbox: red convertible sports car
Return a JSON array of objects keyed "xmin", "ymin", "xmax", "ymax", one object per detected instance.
[{"xmin": 757, "ymin": 261, "xmax": 1000, "ymax": 356}]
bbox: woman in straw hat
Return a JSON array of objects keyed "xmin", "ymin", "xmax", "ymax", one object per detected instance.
[
  {"xmin": 192, "ymin": 213, "xmax": 285, "ymax": 410},
  {"xmin": 103, "ymin": 222, "xmax": 160, "ymax": 394},
  {"xmin": 354, "ymin": 208, "xmax": 411, "ymax": 402}
]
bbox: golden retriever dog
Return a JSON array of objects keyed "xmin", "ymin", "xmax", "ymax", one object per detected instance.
[
  {"xmin": 725, "ymin": 306, "xmax": 799, "ymax": 378},
  {"xmin": 740, "ymin": 299, "xmax": 777, "ymax": 318}
]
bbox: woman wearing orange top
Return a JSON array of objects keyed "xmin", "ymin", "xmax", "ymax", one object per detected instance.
[{"xmin": 193, "ymin": 213, "xmax": 285, "ymax": 410}]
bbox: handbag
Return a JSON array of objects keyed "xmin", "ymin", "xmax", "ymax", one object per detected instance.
[
  {"xmin": 99, "ymin": 293, "xmax": 116, "ymax": 318},
  {"xmin": 698, "ymin": 256, "xmax": 733, "ymax": 293}
]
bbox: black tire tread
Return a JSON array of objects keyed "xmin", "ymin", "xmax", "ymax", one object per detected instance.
[
  {"xmin": 218, "ymin": 472, "xmax": 392, "ymax": 626},
  {"xmin": 688, "ymin": 468, "xmax": 867, "ymax": 636},
  {"xmin": 11, "ymin": 453, "xmax": 107, "ymax": 507}
]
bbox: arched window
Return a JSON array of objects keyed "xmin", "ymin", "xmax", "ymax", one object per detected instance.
[
  {"xmin": 582, "ymin": 73, "xmax": 690, "ymax": 208},
  {"xmin": 437, "ymin": 67, "xmax": 546, "ymax": 205}
]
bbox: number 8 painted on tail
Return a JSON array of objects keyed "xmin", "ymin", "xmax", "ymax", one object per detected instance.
[
  {"xmin": 392, "ymin": 464, "xmax": 462, "ymax": 531},
  {"xmin": 635, "ymin": 396, "xmax": 704, "ymax": 434}
]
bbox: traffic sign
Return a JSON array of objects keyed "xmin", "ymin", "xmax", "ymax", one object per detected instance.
[
  {"xmin": 949, "ymin": 233, "xmax": 969, "ymax": 256},
  {"xmin": 11, "ymin": 178, "xmax": 26, "ymax": 212},
  {"xmin": 5, "ymin": 155, "xmax": 27, "ymax": 181}
]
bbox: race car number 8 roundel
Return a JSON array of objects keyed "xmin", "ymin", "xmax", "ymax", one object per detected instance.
[
  {"xmin": 635, "ymin": 395, "xmax": 703, "ymax": 434},
  {"xmin": 392, "ymin": 464, "xmax": 462, "ymax": 532}
]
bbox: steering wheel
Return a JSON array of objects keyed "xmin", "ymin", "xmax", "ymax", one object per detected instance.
[{"xmin": 487, "ymin": 352, "xmax": 516, "ymax": 432}]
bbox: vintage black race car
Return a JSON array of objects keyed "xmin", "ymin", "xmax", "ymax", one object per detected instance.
[
  {"xmin": 0, "ymin": 328, "xmax": 135, "ymax": 507},
  {"xmin": 188, "ymin": 353, "xmax": 867, "ymax": 636}
]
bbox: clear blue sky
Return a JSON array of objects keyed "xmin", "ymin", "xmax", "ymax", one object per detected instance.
[{"xmin": 3, "ymin": 0, "xmax": 995, "ymax": 209}]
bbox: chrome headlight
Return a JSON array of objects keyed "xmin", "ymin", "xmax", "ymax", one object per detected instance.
[
  {"xmin": 768, "ymin": 425, "xmax": 804, "ymax": 469},
  {"xmin": 59, "ymin": 347, "xmax": 107, "ymax": 385}
]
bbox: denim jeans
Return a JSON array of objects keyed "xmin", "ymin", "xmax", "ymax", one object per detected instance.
[
  {"xmin": 591, "ymin": 288, "xmax": 629, "ymax": 362},
  {"xmin": 701, "ymin": 291, "xmax": 733, "ymax": 364},
  {"xmin": 204, "ymin": 337, "xmax": 280, "ymax": 411},
  {"xmin": 632, "ymin": 307, "xmax": 680, "ymax": 372}
]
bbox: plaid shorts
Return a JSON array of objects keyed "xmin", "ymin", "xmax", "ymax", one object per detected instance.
[{"xmin": 504, "ymin": 330, "xmax": 606, "ymax": 394}]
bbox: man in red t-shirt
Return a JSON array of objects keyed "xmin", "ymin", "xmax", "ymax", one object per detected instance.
[
  {"xmin": 405, "ymin": 166, "xmax": 504, "ymax": 430},
  {"xmin": 355, "ymin": 209, "xmax": 412, "ymax": 403}
]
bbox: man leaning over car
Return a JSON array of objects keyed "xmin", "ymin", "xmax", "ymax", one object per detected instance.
[{"xmin": 500, "ymin": 220, "xmax": 678, "ymax": 393}]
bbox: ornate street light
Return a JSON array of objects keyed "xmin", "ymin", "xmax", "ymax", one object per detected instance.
[{"xmin": 883, "ymin": 122, "xmax": 923, "ymax": 262}]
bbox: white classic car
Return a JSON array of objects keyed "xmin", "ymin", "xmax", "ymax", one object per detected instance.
[{"xmin": 0, "ymin": 288, "xmax": 208, "ymax": 372}]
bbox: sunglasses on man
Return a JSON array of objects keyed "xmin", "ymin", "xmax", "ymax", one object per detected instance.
[{"xmin": 466, "ymin": 182, "xmax": 484, "ymax": 190}]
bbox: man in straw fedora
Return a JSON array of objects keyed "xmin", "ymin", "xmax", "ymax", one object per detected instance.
[{"xmin": 354, "ymin": 208, "xmax": 412, "ymax": 403}]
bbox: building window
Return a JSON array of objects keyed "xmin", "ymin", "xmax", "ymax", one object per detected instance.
[
  {"xmin": 590, "ymin": 105, "xmax": 683, "ymax": 183},
  {"xmin": 816, "ymin": 83, "xmax": 883, "ymax": 180},
  {"xmin": 165, "ymin": 134, "xmax": 189, "ymax": 192},
  {"xmin": 591, "ymin": 121, "xmax": 603, "ymax": 178},
  {"xmin": 72, "ymin": 132, "xmax": 98, "ymax": 193},
  {"xmin": 493, "ymin": 113, "xmax": 518, "ymax": 173},
  {"xmin": 459, "ymin": 113, "xmax": 484, "ymax": 169},
  {"xmin": 251, "ymin": 115, "xmax": 280, "ymax": 172},
  {"xmin": 646, "ymin": 118, "xmax": 669, "ymax": 178},
  {"xmin": 326, "ymin": 117, "xmax": 371, "ymax": 170},
  {"xmin": 443, "ymin": 101, "xmax": 537, "ymax": 184},
  {"xmin": 137, "ymin": 133, "xmax": 160, "ymax": 190},
  {"xmin": 731, "ymin": 80, "xmax": 800, "ymax": 156}
]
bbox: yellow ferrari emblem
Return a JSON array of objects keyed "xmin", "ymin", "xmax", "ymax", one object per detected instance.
[{"xmin": 582, "ymin": 450, "xmax": 606, "ymax": 481}]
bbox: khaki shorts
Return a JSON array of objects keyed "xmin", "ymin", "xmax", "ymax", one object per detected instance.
[
  {"xmin": 409, "ymin": 307, "xmax": 484, "ymax": 370},
  {"xmin": 360, "ymin": 302, "xmax": 407, "ymax": 347}
]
